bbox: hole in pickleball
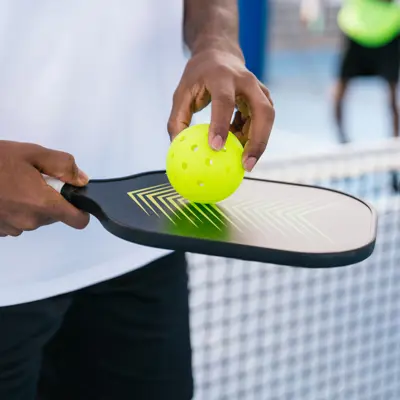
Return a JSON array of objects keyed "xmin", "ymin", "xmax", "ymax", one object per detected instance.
[
  {"xmin": 197, "ymin": 180, "xmax": 204, "ymax": 187},
  {"xmin": 222, "ymin": 147, "xmax": 227, "ymax": 152},
  {"xmin": 182, "ymin": 162, "xmax": 188, "ymax": 170},
  {"xmin": 191, "ymin": 144, "xmax": 199, "ymax": 152},
  {"xmin": 180, "ymin": 136, "xmax": 186, "ymax": 142},
  {"xmin": 171, "ymin": 153, "xmax": 174, "ymax": 159},
  {"xmin": 226, "ymin": 166, "xmax": 231, "ymax": 173},
  {"xmin": 205, "ymin": 158, "xmax": 213, "ymax": 166}
]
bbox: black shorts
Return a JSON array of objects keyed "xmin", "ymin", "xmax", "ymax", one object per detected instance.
[
  {"xmin": 0, "ymin": 251, "xmax": 193, "ymax": 400},
  {"xmin": 338, "ymin": 34, "xmax": 400, "ymax": 83}
]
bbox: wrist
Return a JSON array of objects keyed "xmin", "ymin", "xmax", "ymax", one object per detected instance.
[{"xmin": 191, "ymin": 35, "xmax": 244, "ymax": 62}]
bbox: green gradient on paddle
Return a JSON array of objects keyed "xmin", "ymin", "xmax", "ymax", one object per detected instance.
[{"xmin": 163, "ymin": 202, "xmax": 231, "ymax": 241}]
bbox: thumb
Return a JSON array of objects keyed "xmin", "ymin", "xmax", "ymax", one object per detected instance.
[{"xmin": 29, "ymin": 145, "xmax": 89, "ymax": 187}]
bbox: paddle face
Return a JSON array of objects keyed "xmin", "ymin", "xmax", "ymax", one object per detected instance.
[{"xmin": 60, "ymin": 171, "xmax": 377, "ymax": 268}]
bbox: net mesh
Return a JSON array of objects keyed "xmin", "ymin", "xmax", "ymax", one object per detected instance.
[{"xmin": 188, "ymin": 138, "xmax": 400, "ymax": 400}]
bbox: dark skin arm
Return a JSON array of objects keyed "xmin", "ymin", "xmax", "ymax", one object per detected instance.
[
  {"xmin": 183, "ymin": 0, "xmax": 244, "ymax": 59},
  {"xmin": 168, "ymin": 0, "xmax": 275, "ymax": 172}
]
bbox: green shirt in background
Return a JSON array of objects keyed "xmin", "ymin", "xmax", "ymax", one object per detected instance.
[{"xmin": 338, "ymin": 0, "xmax": 400, "ymax": 47}]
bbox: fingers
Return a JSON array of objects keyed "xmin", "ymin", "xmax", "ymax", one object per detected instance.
[
  {"xmin": 28, "ymin": 145, "xmax": 89, "ymax": 187},
  {"xmin": 258, "ymin": 83, "xmax": 274, "ymax": 107},
  {"xmin": 230, "ymin": 110, "xmax": 248, "ymax": 147},
  {"xmin": 41, "ymin": 186, "xmax": 90, "ymax": 229},
  {"xmin": 230, "ymin": 109, "xmax": 245, "ymax": 135},
  {"xmin": 0, "ymin": 142, "xmax": 90, "ymax": 239},
  {"xmin": 208, "ymin": 77, "xmax": 236, "ymax": 150},
  {"xmin": 240, "ymin": 79, "xmax": 275, "ymax": 172},
  {"xmin": 167, "ymin": 86, "xmax": 193, "ymax": 141},
  {"xmin": 0, "ymin": 188, "xmax": 89, "ymax": 236},
  {"xmin": 167, "ymin": 64, "xmax": 274, "ymax": 171},
  {"xmin": 0, "ymin": 223, "xmax": 22, "ymax": 237},
  {"xmin": 207, "ymin": 74, "xmax": 273, "ymax": 167}
]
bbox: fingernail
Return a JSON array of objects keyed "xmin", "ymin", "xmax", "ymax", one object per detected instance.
[
  {"xmin": 211, "ymin": 135, "xmax": 224, "ymax": 151},
  {"xmin": 244, "ymin": 157, "xmax": 257, "ymax": 172},
  {"xmin": 78, "ymin": 169, "xmax": 89, "ymax": 184}
]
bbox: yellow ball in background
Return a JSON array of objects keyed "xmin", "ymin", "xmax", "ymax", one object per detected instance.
[{"xmin": 166, "ymin": 124, "xmax": 245, "ymax": 204}]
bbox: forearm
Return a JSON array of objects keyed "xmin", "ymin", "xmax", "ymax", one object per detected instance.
[{"xmin": 183, "ymin": 0, "xmax": 243, "ymax": 59}]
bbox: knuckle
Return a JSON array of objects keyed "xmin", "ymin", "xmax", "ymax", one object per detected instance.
[
  {"xmin": 270, "ymin": 106, "xmax": 276, "ymax": 121},
  {"xmin": 213, "ymin": 92, "xmax": 235, "ymax": 108},
  {"xmin": 258, "ymin": 97, "xmax": 275, "ymax": 114},
  {"xmin": 61, "ymin": 152, "xmax": 76, "ymax": 168},
  {"xmin": 58, "ymin": 152, "xmax": 79, "ymax": 179},
  {"xmin": 238, "ymin": 70, "xmax": 258, "ymax": 85},
  {"xmin": 12, "ymin": 212, "xmax": 42, "ymax": 231},
  {"xmin": 267, "ymin": 104, "xmax": 276, "ymax": 119},
  {"xmin": 167, "ymin": 119, "xmax": 176, "ymax": 135},
  {"xmin": 265, "ymin": 87, "xmax": 273, "ymax": 101},
  {"xmin": 261, "ymin": 84, "xmax": 274, "ymax": 103},
  {"xmin": 213, "ymin": 64, "xmax": 231, "ymax": 76},
  {"xmin": 8, "ymin": 227, "xmax": 23, "ymax": 237},
  {"xmin": 259, "ymin": 81, "xmax": 269, "ymax": 91},
  {"xmin": 21, "ymin": 217, "xmax": 41, "ymax": 231},
  {"xmin": 259, "ymin": 94, "xmax": 272, "ymax": 107},
  {"xmin": 10, "ymin": 231, "xmax": 22, "ymax": 237}
]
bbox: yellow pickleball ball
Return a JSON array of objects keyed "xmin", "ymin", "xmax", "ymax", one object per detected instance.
[{"xmin": 166, "ymin": 123, "xmax": 245, "ymax": 204}]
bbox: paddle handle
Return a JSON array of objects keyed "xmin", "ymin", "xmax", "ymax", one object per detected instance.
[
  {"xmin": 44, "ymin": 176, "xmax": 65, "ymax": 193},
  {"xmin": 43, "ymin": 175, "xmax": 85, "ymax": 208}
]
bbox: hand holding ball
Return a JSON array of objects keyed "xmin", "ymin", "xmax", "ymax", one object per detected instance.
[{"xmin": 166, "ymin": 124, "xmax": 245, "ymax": 204}]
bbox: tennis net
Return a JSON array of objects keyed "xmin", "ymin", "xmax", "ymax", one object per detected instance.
[{"xmin": 188, "ymin": 138, "xmax": 400, "ymax": 400}]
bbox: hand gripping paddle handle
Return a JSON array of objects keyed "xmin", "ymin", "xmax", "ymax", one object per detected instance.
[{"xmin": 43, "ymin": 175, "xmax": 82, "ymax": 206}]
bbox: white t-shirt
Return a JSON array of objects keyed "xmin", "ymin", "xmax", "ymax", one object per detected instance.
[{"xmin": 0, "ymin": 0, "xmax": 188, "ymax": 306}]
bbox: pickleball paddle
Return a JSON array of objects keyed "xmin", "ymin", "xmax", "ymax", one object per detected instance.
[{"xmin": 44, "ymin": 171, "xmax": 377, "ymax": 268}]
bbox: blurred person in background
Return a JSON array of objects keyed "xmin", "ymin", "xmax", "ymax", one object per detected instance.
[
  {"xmin": 300, "ymin": 0, "xmax": 400, "ymax": 144},
  {"xmin": 0, "ymin": 1, "xmax": 274, "ymax": 400}
]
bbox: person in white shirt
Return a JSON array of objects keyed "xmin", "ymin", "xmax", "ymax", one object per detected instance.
[{"xmin": 0, "ymin": 1, "xmax": 275, "ymax": 399}]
